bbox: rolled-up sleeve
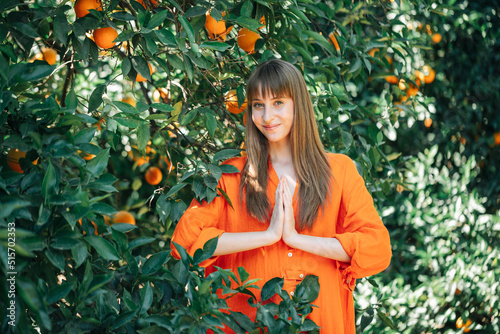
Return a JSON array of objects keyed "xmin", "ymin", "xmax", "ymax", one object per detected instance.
[
  {"xmin": 170, "ymin": 181, "xmax": 227, "ymax": 267},
  {"xmin": 333, "ymin": 157, "xmax": 392, "ymax": 290}
]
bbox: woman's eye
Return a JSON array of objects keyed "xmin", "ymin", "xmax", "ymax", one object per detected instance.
[
  {"xmin": 253, "ymin": 103, "xmax": 263, "ymax": 108},
  {"xmin": 274, "ymin": 101, "xmax": 283, "ymax": 106}
]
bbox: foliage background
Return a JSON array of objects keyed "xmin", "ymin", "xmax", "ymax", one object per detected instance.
[{"xmin": 0, "ymin": 0, "xmax": 498, "ymax": 333}]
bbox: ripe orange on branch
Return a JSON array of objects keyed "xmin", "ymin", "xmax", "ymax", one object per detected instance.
[
  {"xmin": 93, "ymin": 27, "xmax": 118, "ymax": 49},
  {"xmin": 237, "ymin": 28, "xmax": 260, "ymax": 54},
  {"xmin": 41, "ymin": 48, "xmax": 57, "ymax": 65},
  {"xmin": 416, "ymin": 65, "xmax": 435, "ymax": 84},
  {"xmin": 113, "ymin": 211, "xmax": 136, "ymax": 225},
  {"xmin": 225, "ymin": 90, "xmax": 247, "ymax": 114},
  {"xmin": 74, "ymin": 0, "xmax": 102, "ymax": 18},
  {"xmin": 385, "ymin": 75, "xmax": 399, "ymax": 84},
  {"xmin": 145, "ymin": 166, "xmax": 163, "ymax": 185},
  {"xmin": 205, "ymin": 11, "xmax": 227, "ymax": 36}
]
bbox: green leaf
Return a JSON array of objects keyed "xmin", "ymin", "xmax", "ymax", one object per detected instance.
[
  {"xmin": 41, "ymin": 162, "xmax": 57, "ymax": 201},
  {"xmin": 88, "ymin": 84, "xmax": 106, "ymax": 112},
  {"xmin": 377, "ymin": 311, "xmax": 396, "ymax": 329},
  {"xmin": 220, "ymin": 164, "xmax": 240, "ymax": 174},
  {"xmin": 131, "ymin": 56, "xmax": 151, "ymax": 81},
  {"xmin": 86, "ymin": 147, "xmax": 110, "ymax": 176},
  {"xmin": 165, "ymin": 54, "xmax": 184, "ymax": 71},
  {"xmin": 214, "ymin": 149, "xmax": 241, "ymax": 162},
  {"xmin": 64, "ymin": 90, "xmax": 78, "ymax": 112},
  {"xmin": 302, "ymin": 30, "xmax": 335, "ymax": 53},
  {"xmin": 90, "ymin": 202, "xmax": 117, "ymax": 216},
  {"xmin": 129, "ymin": 237, "xmax": 156, "ymax": 251},
  {"xmin": 112, "ymin": 311, "xmax": 137, "ymax": 330},
  {"xmin": 110, "ymin": 11, "xmax": 137, "ymax": 21},
  {"xmin": 142, "ymin": 251, "xmax": 170, "ymax": 275},
  {"xmin": 155, "ymin": 29, "xmax": 176, "ymax": 46},
  {"xmin": 261, "ymin": 277, "xmax": 283, "ymax": 301},
  {"xmin": 75, "ymin": 127, "xmax": 97, "ymax": 144},
  {"xmin": 137, "ymin": 123, "xmax": 150, "ymax": 150},
  {"xmin": 88, "ymin": 274, "xmax": 114, "ymax": 294},
  {"xmin": 156, "ymin": 194, "xmax": 171, "ymax": 224},
  {"xmin": 114, "ymin": 117, "xmax": 142, "ymax": 128},
  {"xmin": 200, "ymin": 41, "xmax": 231, "ymax": 52},
  {"xmin": 184, "ymin": 5, "xmax": 206, "ymax": 17},
  {"xmin": 151, "ymin": 103, "xmax": 174, "ymax": 112},
  {"xmin": 140, "ymin": 283, "xmax": 153, "ymax": 314},
  {"xmin": 54, "ymin": 11, "xmax": 71, "ymax": 45},
  {"xmin": 85, "ymin": 235, "xmax": 120, "ymax": 261},
  {"xmin": 166, "ymin": 182, "xmax": 187, "ymax": 198},
  {"xmin": 193, "ymin": 236, "xmax": 218, "ymax": 265},
  {"xmin": 294, "ymin": 275, "xmax": 319, "ymax": 303},
  {"xmin": 341, "ymin": 130, "xmax": 353, "ymax": 149},
  {"xmin": 179, "ymin": 15, "xmax": 195, "ymax": 45},
  {"xmin": 238, "ymin": 266, "xmax": 250, "ymax": 283},
  {"xmin": 148, "ymin": 10, "xmax": 170, "ymax": 29},
  {"xmin": 46, "ymin": 282, "xmax": 75, "ymax": 304},
  {"xmin": 114, "ymin": 100, "xmax": 139, "ymax": 114},
  {"xmin": 288, "ymin": 6, "xmax": 311, "ymax": 23},
  {"xmin": 71, "ymin": 242, "xmax": 88, "ymax": 268}
]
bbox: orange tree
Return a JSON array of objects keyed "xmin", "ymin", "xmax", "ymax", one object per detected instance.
[{"xmin": 2, "ymin": 0, "xmax": 489, "ymax": 332}]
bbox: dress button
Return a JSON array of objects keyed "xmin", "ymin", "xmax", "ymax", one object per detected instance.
[
  {"xmin": 299, "ymin": 274, "xmax": 304, "ymax": 278},
  {"xmin": 290, "ymin": 291, "xmax": 294, "ymax": 296},
  {"xmin": 288, "ymin": 252, "xmax": 293, "ymax": 257}
]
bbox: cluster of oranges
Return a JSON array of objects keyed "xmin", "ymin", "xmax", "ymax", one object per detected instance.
[
  {"xmin": 74, "ymin": 0, "xmax": 119, "ymax": 49},
  {"xmin": 204, "ymin": 11, "xmax": 265, "ymax": 54},
  {"xmin": 127, "ymin": 141, "xmax": 174, "ymax": 186}
]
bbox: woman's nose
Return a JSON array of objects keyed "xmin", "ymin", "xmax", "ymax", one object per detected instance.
[{"xmin": 262, "ymin": 105, "xmax": 274, "ymax": 122}]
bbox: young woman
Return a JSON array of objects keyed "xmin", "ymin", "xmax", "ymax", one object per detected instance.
[{"xmin": 171, "ymin": 59, "xmax": 392, "ymax": 333}]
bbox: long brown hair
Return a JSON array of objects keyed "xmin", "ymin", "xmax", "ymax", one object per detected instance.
[{"xmin": 240, "ymin": 59, "xmax": 333, "ymax": 230}]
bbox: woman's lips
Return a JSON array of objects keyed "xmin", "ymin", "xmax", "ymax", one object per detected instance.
[{"xmin": 263, "ymin": 124, "xmax": 280, "ymax": 131}]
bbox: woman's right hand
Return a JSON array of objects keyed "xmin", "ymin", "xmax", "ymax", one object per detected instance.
[{"xmin": 267, "ymin": 176, "xmax": 285, "ymax": 243}]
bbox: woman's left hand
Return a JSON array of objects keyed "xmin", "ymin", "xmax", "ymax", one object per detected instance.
[{"xmin": 282, "ymin": 175, "xmax": 299, "ymax": 244}]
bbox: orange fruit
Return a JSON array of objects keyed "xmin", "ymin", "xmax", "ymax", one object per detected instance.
[
  {"xmin": 243, "ymin": 111, "xmax": 248, "ymax": 126},
  {"xmin": 78, "ymin": 218, "xmax": 98, "ymax": 235},
  {"xmin": 225, "ymin": 90, "xmax": 247, "ymax": 114},
  {"xmin": 385, "ymin": 75, "xmax": 399, "ymax": 84},
  {"xmin": 153, "ymin": 88, "xmax": 170, "ymax": 103},
  {"xmin": 424, "ymin": 118, "xmax": 432, "ymax": 128},
  {"xmin": 41, "ymin": 48, "xmax": 57, "ymax": 65},
  {"xmin": 135, "ymin": 62, "xmax": 153, "ymax": 82},
  {"xmin": 7, "ymin": 149, "xmax": 27, "ymax": 173},
  {"xmin": 259, "ymin": 15, "xmax": 266, "ymax": 29},
  {"xmin": 368, "ymin": 48, "xmax": 378, "ymax": 57},
  {"xmin": 398, "ymin": 79, "xmax": 407, "ymax": 90},
  {"xmin": 74, "ymin": 0, "xmax": 102, "ymax": 18},
  {"xmin": 494, "ymin": 132, "xmax": 500, "ymax": 145},
  {"xmin": 240, "ymin": 142, "xmax": 246, "ymax": 157},
  {"xmin": 328, "ymin": 32, "xmax": 340, "ymax": 52},
  {"xmin": 207, "ymin": 26, "xmax": 233, "ymax": 42},
  {"xmin": 93, "ymin": 27, "xmax": 118, "ymax": 49},
  {"xmin": 121, "ymin": 96, "xmax": 136, "ymax": 107},
  {"xmin": 136, "ymin": 156, "xmax": 149, "ymax": 166},
  {"xmin": 113, "ymin": 211, "xmax": 136, "ymax": 225},
  {"xmin": 205, "ymin": 11, "xmax": 226, "ymax": 36},
  {"xmin": 406, "ymin": 81, "xmax": 419, "ymax": 97},
  {"xmin": 145, "ymin": 166, "xmax": 163, "ymax": 185},
  {"xmin": 432, "ymin": 33, "xmax": 442, "ymax": 44},
  {"xmin": 137, "ymin": 0, "xmax": 158, "ymax": 9},
  {"xmin": 237, "ymin": 28, "xmax": 260, "ymax": 54},
  {"xmin": 421, "ymin": 65, "xmax": 435, "ymax": 84}
]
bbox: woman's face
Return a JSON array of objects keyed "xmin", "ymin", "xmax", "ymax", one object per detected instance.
[{"xmin": 251, "ymin": 90, "xmax": 294, "ymax": 146}]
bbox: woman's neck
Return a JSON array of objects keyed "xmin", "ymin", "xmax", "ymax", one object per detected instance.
[{"xmin": 268, "ymin": 139, "xmax": 293, "ymax": 166}]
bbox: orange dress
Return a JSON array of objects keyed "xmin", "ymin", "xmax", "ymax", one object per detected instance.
[{"xmin": 171, "ymin": 153, "xmax": 392, "ymax": 333}]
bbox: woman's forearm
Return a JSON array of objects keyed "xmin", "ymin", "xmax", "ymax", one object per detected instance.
[
  {"xmin": 284, "ymin": 233, "xmax": 351, "ymax": 263},
  {"xmin": 213, "ymin": 230, "xmax": 279, "ymax": 256}
]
